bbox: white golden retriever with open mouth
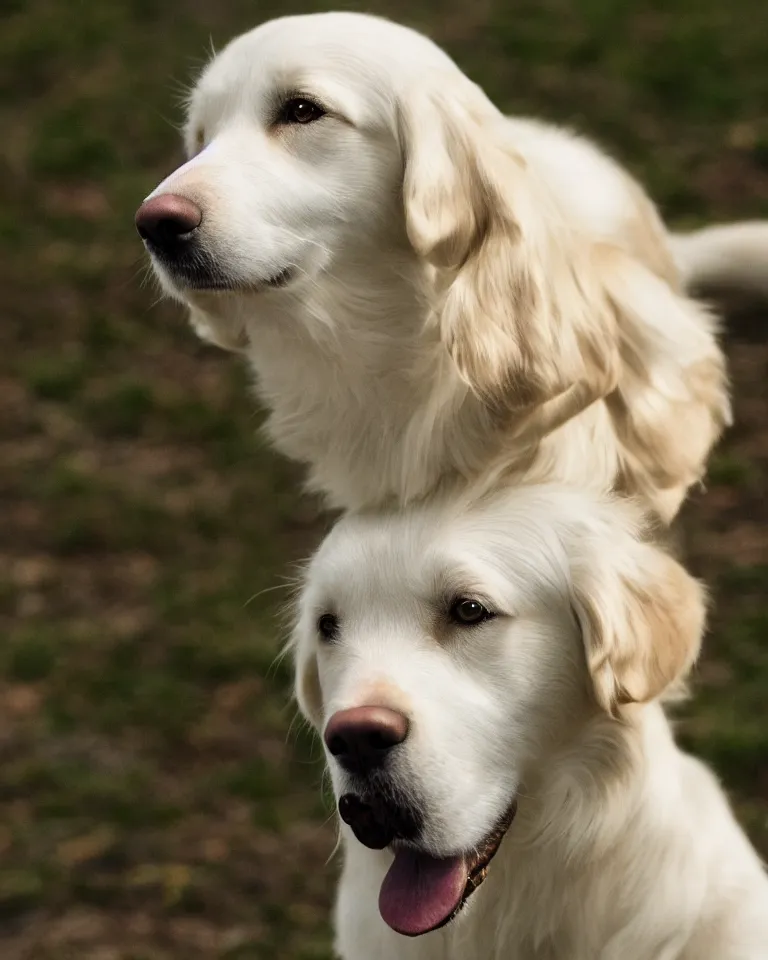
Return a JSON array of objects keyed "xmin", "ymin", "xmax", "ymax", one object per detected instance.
[
  {"xmin": 137, "ymin": 11, "xmax": 768, "ymax": 522},
  {"xmin": 291, "ymin": 486, "xmax": 768, "ymax": 958}
]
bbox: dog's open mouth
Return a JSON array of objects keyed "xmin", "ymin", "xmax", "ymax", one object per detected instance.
[{"xmin": 339, "ymin": 793, "xmax": 517, "ymax": 938}]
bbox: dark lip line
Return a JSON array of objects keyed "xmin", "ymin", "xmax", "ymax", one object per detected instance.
[
  {"xmin": 146, "ymin": 251, "xmax": 296, "ymax": 294},
  {"xmin": 389, "ymin": 797, "xmax": 517, "ymax": 863},
  {"xmin": 186, "ymin": 273, "xmax": 293, "ymax": 294}
]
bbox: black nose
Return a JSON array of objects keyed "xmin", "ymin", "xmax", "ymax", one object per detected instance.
[
  {"xmin": 324, "ymin": 706, "xmax": 409, "ymax": 776},
  {"xmin": 135, "ymin": 194, "xmax": 202, "ymax": 251}
]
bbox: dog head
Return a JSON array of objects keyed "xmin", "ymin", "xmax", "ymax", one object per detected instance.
[
  {"xmin": 291, "ymin": 486, "xmax": 705, "ymax": 936},
  {"xmin": 138, "ymin": 11, "xmax": 619, "ymax": 407},
  {"xmin": 137, "ymin": 13, "xmax": 448, "ymax": 350}
]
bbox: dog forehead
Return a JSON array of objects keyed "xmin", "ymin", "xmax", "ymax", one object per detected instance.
[
  {"xmin": 197, "ymin": 12, "xmax": 457, "ymax": 101},
  {"xmin": 305, "ymin": 507, "xmax": 510, "ymax": 609},
  {"xmin": 309, "ymin": 513, "xmax": 430, "ymax": 598},
  {"xmin": 304, "ymin": 488, "xmax": 602, "ymax": 609}
]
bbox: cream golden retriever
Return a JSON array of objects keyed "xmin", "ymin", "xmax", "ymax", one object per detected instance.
[
  {"xmin": 136, "ymin": 11, "xmax": 768, "ymax": 522},
  {"xmin": 292, "ymin": 485, "xmax": 768, "ymax": 958}
]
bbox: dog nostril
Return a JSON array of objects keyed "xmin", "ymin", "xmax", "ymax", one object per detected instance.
[
  {"xmin": 327, "ymin": 733, "xmax": 348, "ymax": 758},
  {"xmin": 368, "ymin": 729, "xmax": 399, "ymax": 751},
  {"xmin": 139, "ymin": 217, "xmax": 185, "ymax": 244}
]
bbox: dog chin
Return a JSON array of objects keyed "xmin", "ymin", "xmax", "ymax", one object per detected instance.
[{"xmin": 174, "ymin": 266, "xmax": 301, "ymax": 352}]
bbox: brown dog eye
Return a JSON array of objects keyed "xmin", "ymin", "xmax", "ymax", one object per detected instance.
[
  {"xmin": 280, "ymin": 98, "xmax": 325, "ymax": 125},
  {"xmin": 450, "ymin": 599, "xmax": 494, "ymax": 626},
  {"xmin": 317, "ymin": 613, "xmax": 340, "ymax": 641}
]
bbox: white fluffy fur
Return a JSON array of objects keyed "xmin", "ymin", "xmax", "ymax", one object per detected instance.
[
  {"xmin": 292, "ymin": 486, "xmax": 768, "ymax": 959},
  {"xmin": 142, "ymin": 12, "xmax": 768, "ymax": 521}
]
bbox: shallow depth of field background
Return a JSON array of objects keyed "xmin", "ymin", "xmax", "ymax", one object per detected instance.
[{"xmin": 1, "ymin": 1, "xmax": 767, "ymax": 957}]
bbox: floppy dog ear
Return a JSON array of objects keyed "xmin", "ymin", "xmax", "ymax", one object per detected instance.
[
  {"xmin": 287, "ymin": 621, "xmax": 325, "ymax": 729},
  {"xmin": 596, "ymin": 251, "xmax": 731, "ymax": 522},
  {"xmin": 295, "ymin": 651, "xmax": 324, "ymax": 728},
  {"xmin": 571, "ymin": 524, "xmax": 706, "ymax": 715},
  {"xmin": 399, "ymin": 84, "xmax": 620, "ymax": 412}
]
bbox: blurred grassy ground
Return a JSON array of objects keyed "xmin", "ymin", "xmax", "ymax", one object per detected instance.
[{"xmin": 1, "ymin": 0, "xmax": 767, "ymax": 957}]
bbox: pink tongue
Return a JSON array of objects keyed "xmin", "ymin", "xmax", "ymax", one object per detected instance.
[{"xmin": 378, "ymin": 848, "xmax": 467, "ymax": 937}]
